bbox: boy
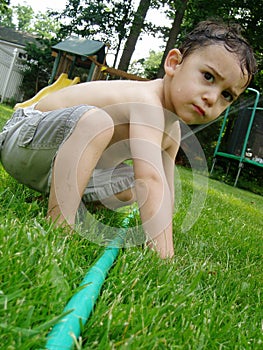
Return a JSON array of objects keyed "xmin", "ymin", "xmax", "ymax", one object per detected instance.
[{"xmin": 0, "ymin": 20, "xmax": 257, "ymax": 258}]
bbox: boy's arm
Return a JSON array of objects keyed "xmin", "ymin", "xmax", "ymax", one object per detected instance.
[
  {"xmin": 162, "ymin": 121, "xmax": 181, "ymax": 207},
  {"xmin": 129, "ymin": 105, "xmax": 175, "ymax": 258},
  {"xmin": 151, "ymin": 122, "xmax": 181, "ymax": 258}
]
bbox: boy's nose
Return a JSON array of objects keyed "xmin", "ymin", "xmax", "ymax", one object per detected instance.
[{"xmin": 202, "ymin": 89, "xmax": 220, "ymax": 106}]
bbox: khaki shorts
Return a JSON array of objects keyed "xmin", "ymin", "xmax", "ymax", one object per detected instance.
[{"xmin": 0, "ymin": 104, "xmax": 134, "ymax": 202}]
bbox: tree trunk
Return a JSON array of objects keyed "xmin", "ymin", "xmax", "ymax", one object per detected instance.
[
  {"xmin": 157, "ymin": 0, "xmax": 188, "ymax": 78},
  {"xmin": 118, "ymin": 0, "xmax": 151, "ymax": 72},
  {"xmin": 112, "ymin": 0, "xmax": 133, "ymax": 68},
  {"xmin": 112, "ymin": 36, "xmax": 122, "ymax": 68}
]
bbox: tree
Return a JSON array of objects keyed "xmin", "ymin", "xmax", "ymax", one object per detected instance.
[
  {"xmin": 57, "ymin": 0, "xmax": 136, "ymax": 65},
  {"xmin": 229, "ymin": 0, "xmax": 263, "ymax": 91},
  {"xmin": 107, "ymin": 0, "xmax": 133, "ymax": 67},
  {"xmin": 130, "ymin": 50, "xmax": 162, "ymax": 79},
  {"xmin": 0, "ymin": 0, "xmax": 9, "ymax": 14},
  {"xmin": 117, "ymin": 0, "xmax": 151, "ymax": 72},
  {"xmin": 55, "ymin": 0, "xmax": 164, "ymax": 71},
  {"xmin": 157, "ymin": 0, "xmax": 188, "ymax": 77},
  {"xmin": 32, "ymin": 12, "xmax": 61, "ymax": 39},
  {"xmin": 15, "ymin": 4, "xmax": 34, "ymax": 32},
  {"xmin": 58, "ymin": 0, "xmax": 114, "ymax": 39},
  {"xmin": 21, "ymin": 38, "xmax": 57, "ymax": 99},
  {"xmin": 0, "ymin": 4, "xmax": 34, "ymax": 31},
  {"xmin": 0, "ymin": 1, "xmax": 14, "ymax": 28},
  {"xmin": 2, "ymin": 3, "xmax": 63, "ymax": 100},
  {"xmin": 18, "ymin": 8, "xmax": 63, "ymax": 98}
]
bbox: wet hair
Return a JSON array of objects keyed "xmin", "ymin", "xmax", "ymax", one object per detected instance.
[{"xmin": 179, "ymin": 20, "xmax": 257, "ymax": 87}]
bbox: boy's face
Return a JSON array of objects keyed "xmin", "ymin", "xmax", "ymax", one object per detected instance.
[{"xmin": 164, "ymin": 45, "xmax": 249, "ymax": 124}]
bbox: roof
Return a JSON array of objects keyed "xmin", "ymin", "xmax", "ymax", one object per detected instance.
[
  {"xmin": 52, "ymin": 37, "xmax": 106, "ymax": 63},
  {"xmin": 0, "ymin": 26, "xmax": 38, "ymax": 47}
]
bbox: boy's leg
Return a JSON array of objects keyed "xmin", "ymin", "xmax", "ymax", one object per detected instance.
[
  {"xmin": 89, "ymin": 188, "xmax": 136, "ymax": 210},
  {"xmin": 47, "ymin": 108, "xmax": 114, "ymax": 227},
  {"xmin": 82, "ymin": 163, "xmax": 137, "ymax": 210}
]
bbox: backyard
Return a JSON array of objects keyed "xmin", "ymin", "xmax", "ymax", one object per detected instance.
[{"xmin": 0, "ymin": 104, "xmax": 262, "ymax": 349}]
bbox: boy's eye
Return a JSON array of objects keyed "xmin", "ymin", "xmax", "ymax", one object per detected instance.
[
  {"xmin": 203, "ymin": 72, "xmax": 214, "ymax": 83},
  {"xmin": 222, "ymin": 90, "xmax": 233, "ymax": 102}
]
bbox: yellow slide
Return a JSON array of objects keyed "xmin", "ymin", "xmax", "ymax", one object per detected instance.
[{"xmin": 14, "ymin": 73, "xmax": 80, "ymax": 110}]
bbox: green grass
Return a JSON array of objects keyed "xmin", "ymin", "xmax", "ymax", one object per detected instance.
[{"xmin": 0, "ymin": 105, "xmax": 262, "ymax": 349}]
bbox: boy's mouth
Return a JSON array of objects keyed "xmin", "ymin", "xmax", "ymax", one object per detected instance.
[{"xmin": 193, "ymin": 104, "xmax": 205, "ymax": 117}]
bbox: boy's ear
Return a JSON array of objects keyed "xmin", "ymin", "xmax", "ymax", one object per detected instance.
[{"xmin": 164, "ymin": 49, "xmax": 182, "ymax": 76}]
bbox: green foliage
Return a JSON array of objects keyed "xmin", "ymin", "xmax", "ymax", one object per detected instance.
[
  {"xmin": 0, "ymin": 4, "xmax": 63, "ymax": 100},
  {"xmin": 31, "ymin": 12, "xmax": 61, "ymax": 40},
  {"xmin": 2, "ymin": 4, "xmax": 61, "ymax": 38},
  {"xmin": 0, "ymin": 4, "xmax": 34, "ymax": 31},
  {"xmin": 0, "ymin": 0, "xmax": 9, "ymax": 15},
  {"xmin": 130, "ymin": 50, "xmax": 163, "ymax": 79},
  {"xmin": 57, "ymin": 0, "xmax": 135, "ymax": 52},
  {"xmin": 0, "ymin": 2, "xmax": 14, "ymax": 28},
  {"xmin": 20, "ymin": 38, "xmax": 58, "ymax": 100},
  {"xmin": 14, "ymin": 4, "xmax": 34, "ymax": 32}
]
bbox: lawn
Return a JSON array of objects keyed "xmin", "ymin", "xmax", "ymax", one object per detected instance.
[{"xmin": 0, "ymin": 104, "xmax": 262, "ymax": 349}]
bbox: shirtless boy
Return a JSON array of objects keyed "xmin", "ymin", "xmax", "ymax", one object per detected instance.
[{"xmin": 0, "ymin": 20, "xmax": 257, "ymax": 258}]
